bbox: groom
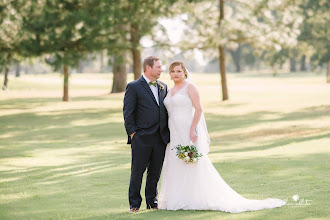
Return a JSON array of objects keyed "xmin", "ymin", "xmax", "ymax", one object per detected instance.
[{"xmin": 123, "ymin": 56, "xmax": 170, "ymax": 213}]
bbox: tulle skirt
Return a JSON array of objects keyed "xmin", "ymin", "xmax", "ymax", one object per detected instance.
[{"xmin": 158, "ymin": 116, "xmax": 285, "ymax": 213}]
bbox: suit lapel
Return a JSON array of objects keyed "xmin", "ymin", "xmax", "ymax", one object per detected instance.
[
  {"xmin": 158, "ymin": 84, "xmax": 164, "ymax": 106},
  {"xmin": 140, "ymin": 76, "xmax": 159, "ymax": 106}
]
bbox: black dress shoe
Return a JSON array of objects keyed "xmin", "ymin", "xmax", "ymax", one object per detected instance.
[
  {"xmin": 130, "ymin": 208, "xmax": 139, "ymax": 213},
  {"xmin": 146, "ymin": 204, "xmax": 158, "ymax": 210}
]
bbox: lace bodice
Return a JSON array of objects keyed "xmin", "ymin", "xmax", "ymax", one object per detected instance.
[{"xmin": 164, "ymin": 83, "xmax": 193, "ymax": 120}]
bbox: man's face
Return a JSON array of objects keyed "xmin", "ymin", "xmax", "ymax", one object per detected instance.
[{"xmin": 150, "ymin": 60, "xmax": 163, "ymax": 80}]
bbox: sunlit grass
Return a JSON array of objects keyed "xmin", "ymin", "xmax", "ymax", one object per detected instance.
[{"xmin": 0, "ymin": 72, "xmax": 329, "ymax": 219}]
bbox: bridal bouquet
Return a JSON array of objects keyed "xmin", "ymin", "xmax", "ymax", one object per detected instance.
[{"xmin": 172, "ymin": 144, "xmax": 203, "ymax": 164}]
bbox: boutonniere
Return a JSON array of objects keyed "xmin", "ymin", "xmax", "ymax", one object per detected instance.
[{"xmin": 157, "ymin": 82, "xmax": 164, "ymax": 91}]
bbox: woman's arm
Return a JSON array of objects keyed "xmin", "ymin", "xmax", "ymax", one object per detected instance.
[{"xmin": 187, "ymin": 83, "xmax": 203, "ymax": 143}]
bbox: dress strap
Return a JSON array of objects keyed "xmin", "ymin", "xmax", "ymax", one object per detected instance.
[{"xmin": 170, "ymin": 82, "xmax": 190, "ymax": 97}]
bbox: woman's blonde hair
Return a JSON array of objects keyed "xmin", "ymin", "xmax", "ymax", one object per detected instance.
[{"xmin": 169, "ymin": 60, "xmax": 188, "ymax": 79}]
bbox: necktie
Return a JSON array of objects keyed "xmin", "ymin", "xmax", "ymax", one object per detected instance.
[{"xmin": 148, "ymin": 81, "xmax": 157, "ymax": 87}]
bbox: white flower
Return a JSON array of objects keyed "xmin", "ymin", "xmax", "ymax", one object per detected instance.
[
  {"xmin": 184, "ymin": 152, "xmax": 188, "ymax": 156},
  {"xmin": 193, "ymin": 158, "xmax": 198, "ymax": 163},
  {"xmin": 292, "ymin": 195, "xmax": 299, "ymax": 202},
  {"xmin": 184, "ymin": 156, "xmax": 190, "ymax": 162},
  {"xmin": 157, "ymin": 82, "xmax": 164, "ymax": 90}
]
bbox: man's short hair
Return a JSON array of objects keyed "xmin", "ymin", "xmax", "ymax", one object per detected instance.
[{"xmin": 143, "ymin": 56, "xmax": 159, "ymax": 72}]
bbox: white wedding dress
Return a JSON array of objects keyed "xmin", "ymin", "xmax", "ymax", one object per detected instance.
[{"xmin": 158, "ymin": 83, "xmax": 286, "ymax": 213}]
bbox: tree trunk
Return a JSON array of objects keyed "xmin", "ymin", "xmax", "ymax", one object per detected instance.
[
  {"xmin": 229, "ymin": 45, "xmax": 241, "ymax": 73},
  {"xmin": 218, "ymin": 0, "xmax": 228, "ymax": 100},
  {"xmin": 132, "ymin": 48, "xmax": 142, "ymax": 80},
  {"xmin": 219, "ymin": 46, "xmax": 228, "ymax": 100},
  {"xmin": 77, "ymin": 61, "xmax": 84, "ymax": 73},
  {"xmin": 63, "ymin": 65, "xmax": 69, "ymax": 101},
  {"xmin": 327, "ymin": 61, "xmax": 330, "ymax": 83},
  {"xmin": 290, "ymin": 58, "xmax": 296, "ymax": 72},
  {"xmin": 111, "ymin": 52, "xmax": 128, "ymax": 93},
  {"xmin": 15, "ymin": 63, "xmax": 21, "ymax": 77},
  {"xmin": 24, "ymin": 65, "xmax": 28, "ymax": 74},
  {"xmin": 100, "ymin": 50, "xmax": 105, "ymax": 73},
  {"xmin": 300, "ymin": 55, "xmax": 306, "ymax": 71},
  {"xmin": 131, "ymin": 23, "xmax": 142, "ymax": 80},
  {"xmin": 255, "ymin": 57, "xmax": 261, "ymax": 72},
  {"xmin": 273, "ymin": 64, "xmax": 279, "ymax": 76},
  {"xmin": 2, "ymin": 53, "xmax": 11, "ymax": 90},
  {"xmin": 2, "ymin": 67, "xmax": 9, "ymax": 90}
]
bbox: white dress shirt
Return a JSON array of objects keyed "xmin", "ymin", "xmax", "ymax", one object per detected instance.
[{"xmin": 143, "ymin": 74, "xmax": 159, "ymax": 105}]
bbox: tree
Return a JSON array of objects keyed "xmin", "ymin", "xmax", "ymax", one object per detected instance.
[
  {"xmin": 177, "ymin": 0, "xmax": 302, "ymax": 100},
  {"xmin": 108, "ymin": 0, "xmax": 178, "ymax": 88},
  {"xmin": 0, "ymin": 53, "xmax": 11, "ymax": 90},
  {"xmin": 218, "ymin": 0, "xmax": 228, "ymax": 100},
  {"xmin": 298, "ymin": 0, "xmax": 330, "ymax": 82},
  {"xmin": 0, "ymin": 1, "xmax": 23, "ymax": 89},
  {"xmin": 228, "ymin": 43, "xmax": 242, "ymax": 72},
  {"xmin": 105, "ymin": 0, "xmax": 179, "ymax": 94},
  {"xmin": 111, "ymin": 51, "xmax": 128, "ymax": 93},
  {"xmin": 20, "ymin": 0, "xmax": 111, "ymax": 101},
  {"xmin": 109, "ymin": 21, "xmax": 129, "ymax": 93}
]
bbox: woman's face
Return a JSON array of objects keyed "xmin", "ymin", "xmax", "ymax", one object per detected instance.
[{"xmin": 170, "ymin": 65, "xmax": 185, "ymax": 83}]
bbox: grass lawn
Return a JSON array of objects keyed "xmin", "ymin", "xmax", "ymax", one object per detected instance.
[{"xmin": 0, "ymin": 72, "xmax": 329, "ymax": 220}]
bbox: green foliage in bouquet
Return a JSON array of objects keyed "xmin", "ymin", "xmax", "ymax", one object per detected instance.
[{"xmin": 172, "ymin": 144, "xmax": 203, "ymax": 164}]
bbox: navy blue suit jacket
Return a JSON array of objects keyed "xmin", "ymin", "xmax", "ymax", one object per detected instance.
[{"xmin": 123, "ymin": 76, "xmax": 170, "ymax": 145}]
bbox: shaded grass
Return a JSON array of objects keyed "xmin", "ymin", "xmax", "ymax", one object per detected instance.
[{"xmin": 0, "ymin": 73, "xmax": 329, "ymax": 219}]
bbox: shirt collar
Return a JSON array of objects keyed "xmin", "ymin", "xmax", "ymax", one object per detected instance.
[{"xmin": 143, "ymin": 74, "xmax": 156, "ymax": 84}]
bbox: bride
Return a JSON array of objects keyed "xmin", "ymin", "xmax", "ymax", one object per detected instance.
[{"xmin": 158, "ymin": 60, "xmax": 286, "ymax": 213}]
